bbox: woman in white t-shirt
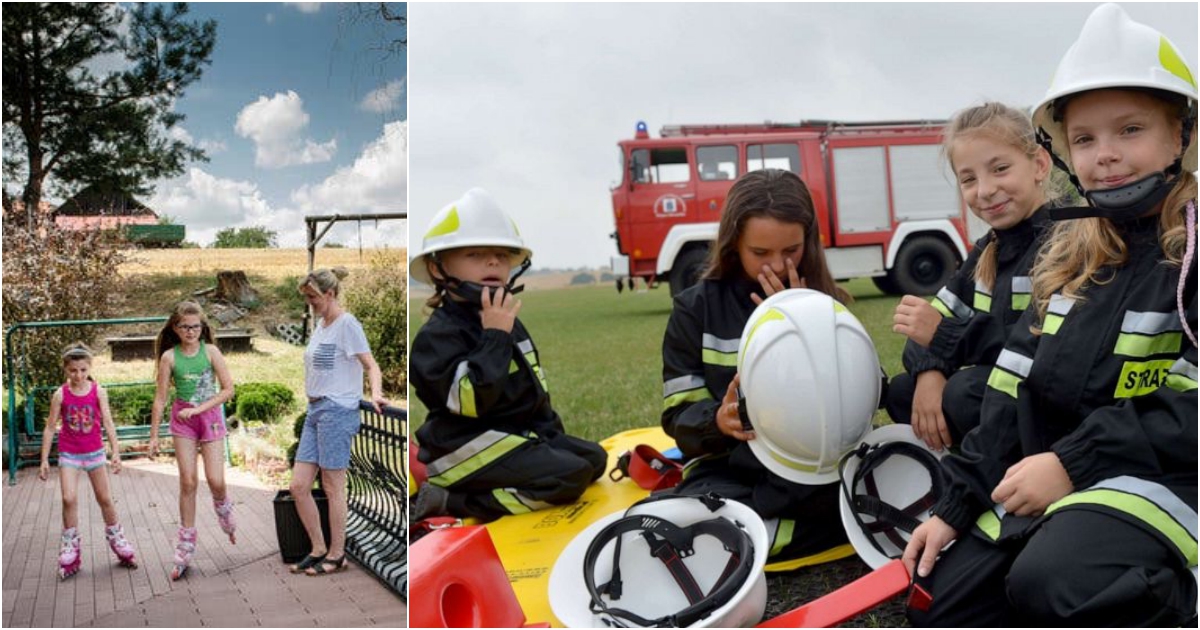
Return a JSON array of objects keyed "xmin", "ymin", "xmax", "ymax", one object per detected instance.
[{"xmin": 288, "ymin": 267, "xmax": 387, "ymax": 576}]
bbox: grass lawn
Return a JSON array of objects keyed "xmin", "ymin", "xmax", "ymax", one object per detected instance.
[{"xmin": 407, "ymin": 278, "xmax": 906, "ymax": 441}]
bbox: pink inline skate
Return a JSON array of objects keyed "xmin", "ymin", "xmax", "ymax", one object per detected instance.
[
  {"xmin": 214, "ymin": 496, "xmax": 237, "ymax": 544},
  {"xmin": 170, "ymin": 526, "xmax": 197, "ymax": 580},
  {"xmin": 105, "ymin": 523, "xmax": 138, "ymax": 569},
  {"xmin": 58, "ymin": 527, "xmax": 81, "ymax": 580}
]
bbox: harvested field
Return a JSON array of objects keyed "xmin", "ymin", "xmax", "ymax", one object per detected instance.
[{"xmin": 121, "ymin": 247, "xmax": 406, "ymax": 280}]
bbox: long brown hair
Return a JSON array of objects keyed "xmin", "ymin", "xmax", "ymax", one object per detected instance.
[
  {"xmin": 943, "ymin": 102, "xmax": 1054, "ymax": 292},
  {"xmin": 153, "ymin": 301, "xmax": 215, "ymax": 367},
  {"xmin": 1030, "ymin": 90, "xmax": 1196, "ymax": 326},
  {"xmin": 705, "ymin": 168, "xmax": 850, "ymax": 303}
]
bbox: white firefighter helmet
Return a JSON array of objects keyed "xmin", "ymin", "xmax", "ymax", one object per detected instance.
[
  {"xmin": 736, "ymin": 289, "xmax": 879, "ymax": 485},
  {"xmin": 838, "ymin": 424, "xmax": 946, "ymax": 569},
  {"xmin": 1032, "ymin": 3, "xmax": 1198, "ymax": 173},
  {"xmin": 549, "ymin": 494, "xmax": 769, "ymax": 628},
  {"xmin": 409, "ymin": 187, "xmax": 533, "ymax": 285}
]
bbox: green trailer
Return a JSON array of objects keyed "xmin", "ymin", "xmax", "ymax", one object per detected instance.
[{"xmin": 124, "ymin": 223, "xmax": 185, "ymax": 247}]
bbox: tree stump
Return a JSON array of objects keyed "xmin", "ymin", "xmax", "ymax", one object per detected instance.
[{"xmin": 213, "ymin": 270, "xmax": 259, "ymax": 306}]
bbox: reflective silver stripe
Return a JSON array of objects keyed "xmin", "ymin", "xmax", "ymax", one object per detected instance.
[
  {"xmin": 1170, "ymin": 357, "xmax": 1199, "ymax": 381},
  {"xmin": 936, "ymin": 287, "xmax": 973, "ymax": 319},
  {"xmin": 1121, "ymin": 311, "xmax": 1183, "ymax": 335},
  {"xmin": 664, "ymin": 374, "xmax": 707, "ymax": 398},
  {"xmin": 974, "ymin": 279, "xmax": 992, "ymax": 296},
  {"xmin": 1048, "ymin": 294, "xmax": 1075, "ymax": 316},
  {"xmin": 701, "ymin": 334, "xmax": 740, "ymax": 354},
  {"xmin": 427, "ymin": 430, "xmax": 513, "ymax": 476},
  {"xmin": 446, "ymin": 361, "xmax": 471, "ymax": 414},
  {"xmin": 1087, "ymin": 476, "xmax": 1197, "ymax": 540},
  {"xmin": 996, "ymin": 349, "xmax": 1033, "ymax": 378},
  {"xmin": 517, "ymin": 339, "xmax": 535, "ymax": 354},
  {"xmin": 511, "ymin": 489, "xmax": 554, "ymax": 511},
  {"xmin": 1011, "ymin": 276, "xmax": 1032, "ymax": 294}
]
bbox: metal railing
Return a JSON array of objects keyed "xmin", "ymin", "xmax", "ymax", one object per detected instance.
[
  {"xmin": 346, "ymin": 400, "xmax": 407, "ymax": 599},
  {"xmin": 5, "ymin": 317, "xmax": 169, "ymax": 484}
]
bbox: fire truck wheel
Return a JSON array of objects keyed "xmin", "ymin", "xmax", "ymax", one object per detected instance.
[
  {"xmin": 872, "ymin": 275, "xmax": 901, "ymax": 295},
  {"xmin": 669, "ymin": 246, "xmax": 709, "ymax": 299},
  {"xmin": 889, "ymin": 236, "xmax": 957, "ymax": 296}
]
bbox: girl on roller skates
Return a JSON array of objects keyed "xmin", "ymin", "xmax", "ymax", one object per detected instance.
[
  {"xmin": 149, "ymin": 301, "xmax": 237, "ymax": 580},
  {"xmin": 39, "ymin": 343, "xmax": 138, "ymax": 579}
]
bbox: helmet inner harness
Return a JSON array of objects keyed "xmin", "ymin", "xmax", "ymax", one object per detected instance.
[
  {"xmin": 583, "ymin": 494, "xmax": 755, "ymax": 628},
  {"xmin": 430, "ymin": 252, "xmax": 532, "ymax": 305},
  {"xmin": 839, "ymin": 441, "xmax": 946, "ymax": 561}
]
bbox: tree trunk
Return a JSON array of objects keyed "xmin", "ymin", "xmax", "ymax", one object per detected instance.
[{"xmin": 213, "ymin": 270, "xmax": 259, "ymax": 306}]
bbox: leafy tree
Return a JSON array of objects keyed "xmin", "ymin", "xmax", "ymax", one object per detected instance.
[
  {"xmin": 570, "ymin": 272, "xmax": 597, "ymax": 285},
  {"xmin": 344, "ymin": 250, "xmax": 407, "ymax": 396},
  {"xmin": 212, "ymin": 226, "xmax": 278, "ymax": 249},
  {"xmin": 2, "ymin": 3, "xmax": 216, "ymax": 226}
]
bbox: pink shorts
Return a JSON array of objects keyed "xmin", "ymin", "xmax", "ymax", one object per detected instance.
[{"xmin": 170, "ymin": 400, "xmax": 227, "ymax": 442}]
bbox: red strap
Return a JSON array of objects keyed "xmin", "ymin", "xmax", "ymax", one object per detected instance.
[{"xmin": 627, "ymin": 444, "xmax": 683, "ymax": 491}]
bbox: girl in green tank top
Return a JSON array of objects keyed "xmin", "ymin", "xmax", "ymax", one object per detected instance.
[{"xmin": 149, "ymin": 302, "xmax": 237, "ymax": 580}]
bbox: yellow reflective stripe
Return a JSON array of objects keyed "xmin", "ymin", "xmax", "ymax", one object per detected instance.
[
  {"xmin": 524, "ymin": 351, "xmax": 549, "ymax": 392},
  {"xmin": 425, "ymin": 206, "xmax": 460, "ymax": 238},
  {"xmin": 459, "ymin": 375, "xmax": 477, "ymax": 418},
  {"xmin": 509, "ymin": 360, "xmax": 519, "ymax": 374},
  {"xmin": 973, "ymin": 292, "xmax": 992, "ymax": 312},
  {"xmin": 428, "ymin": 434, "xmax": 528, "ymax": 487},
  {"xmin": 931, "ymin": 297, "xmax": 954, "ymax": 318},
  {"xmin": 702, "ymin": 348, "xmax": 739, "ymax": 367},
  {"xmin": 492, "ymin": 488, "xmax": 532, "ymax": 515},
  {"xmin": 768, "ymin": 449, "xmax": 820, "ymax": 472},
  {"xmin": 1161, "ymin": 36, "xmax": 1198, "ymax": 89},
  {"xmin": 1167, "ymin": 373, "xmax": 1198, "ymax": 392},
  {"xmin": 1113, "ymin": 332, "xmax": 1182, "ymax": 358},
  {"xmin": 1043, "ymin": 313, "xmax": 1064, "ymax": 335},
  {"xmin": 1011, "ymin": 293, "xmax": 1031, "ymax": 311},
  {"xmin": 742, "ymin": 308, "xmax": 785, "ymax": 363},
  {"xmin": 987, "ymin": 367, "xmax": 1021, "ymax": 398},
  {"xmin": 770, "ymin": 519, "xmax": 796, "ymax": 557},
  {"xmin": 764, "ymin": 544, "xmax": 855, "ymax": 572},
  {"xmin": 975, "ymin": 509, "xmax": 1002, "ymax": 541},
  {"xmin": 663, "ymin": 388, "xmax": 713, "ymax": 411},
  {"xmin": 1114, "ymin": 359, "xmax": 1175, "ymax": 399},
  {"xmin": 1047, "ymin": 489, "xmax": 1198, "ymax": 567},
  {"xmin": 833, "ymin": 302, "xmax": 848, "ymax": 314}
]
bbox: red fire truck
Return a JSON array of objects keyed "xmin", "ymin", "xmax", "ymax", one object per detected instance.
[{"xmin": 609, "ymin": 120, "xmax": 988, "ymax": 297}]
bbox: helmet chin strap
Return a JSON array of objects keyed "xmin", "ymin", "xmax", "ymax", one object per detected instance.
[
  {"xmin": 433, "ymin": 256, "xmax": 532, "ymax": 304},
  {"xmin": 1040, "ymin": 101, "xmax": 1194, "ymax": 224}
]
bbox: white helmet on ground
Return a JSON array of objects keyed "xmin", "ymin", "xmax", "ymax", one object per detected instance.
[
  {"xmin": 549, "ymin": 494, "xmax": 769, "ymax": 628},
  {"xmin": 1032, "ymin": 2, "xmax": 1197, "ymax": 174},
  {"xmin": 736, "ymin": 289, "xmax": 879, "ymax": 485},
  {"xmin": 409, "ymin": 187, "xmax": 533, "ymax": 285},
  {"xmin": 838, "ymin": 424, "xmax": 946, "ymax": 569}
]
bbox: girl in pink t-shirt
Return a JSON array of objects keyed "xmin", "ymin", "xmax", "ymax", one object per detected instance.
[{"xmin": 38, "ymin": 343, "xmax": 137, "ymax": 580}]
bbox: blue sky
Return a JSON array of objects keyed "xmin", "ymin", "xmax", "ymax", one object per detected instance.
[{"xmin": 147, "ymin": 2, "xmax": 407, "ymax": 248}]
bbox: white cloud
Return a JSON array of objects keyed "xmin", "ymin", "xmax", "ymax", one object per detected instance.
[
  {"xmin": 149, "ymin": 168, "xmax": 289, "ymax": 245},
  {"xmin": 291, "ymin": 121, "xmax": 407, "ymax": 214},
  {"xmin": 265, "ymin": 12, "xmax": 275, "ymax": 24},
  {"xmin": 167, "ymin": 126, "xmax": 227, "ymax": 155},
  {"xmin": 284, "ymin": 2, "xmax": 321, "ymax": 14},
  {"xmin": 234, "ymin": 91, "xmax": 337, "ymax": 168},
  {"xmin": 198, "ymin": 138, "xmax": 228, "ymax": 154},
  {"xmin": 360, "ymin": 79, "xmax": 406, "ymax": 114}
]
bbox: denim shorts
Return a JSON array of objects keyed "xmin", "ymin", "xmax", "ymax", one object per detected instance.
[{"xmin": 296, "ymin": 398, "xmax": 361, "ymax": 470}]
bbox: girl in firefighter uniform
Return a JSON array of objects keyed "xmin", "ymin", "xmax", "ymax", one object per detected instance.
[
  {"xmin": 902, "ymin": 5, "xmax": 1198, "ymax": 626},
  {"xmin": 409, "ymin": 188, "xmax": 606, "ymax": 523},
  {"xmin": 661, "ymin": 168, "xmax": 864, "ymax": 565},
  {"xmin": 887, "ymin": 102, "xmax": 1057, "ymax": 451}
]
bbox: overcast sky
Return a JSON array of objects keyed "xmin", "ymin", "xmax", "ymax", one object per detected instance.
[{"xmin": 407, "ymin": 2, "xmax": 1198, "ymax": 271}]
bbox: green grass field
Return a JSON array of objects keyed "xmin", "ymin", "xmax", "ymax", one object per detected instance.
[{"xmin": 407, "ymin": 278, "xmax": 906, "ymax": 442}]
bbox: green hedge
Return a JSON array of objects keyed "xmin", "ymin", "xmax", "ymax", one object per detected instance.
[{"xmin": 229, "ymin": 382, "xmax": 295, "ymax": 423}]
